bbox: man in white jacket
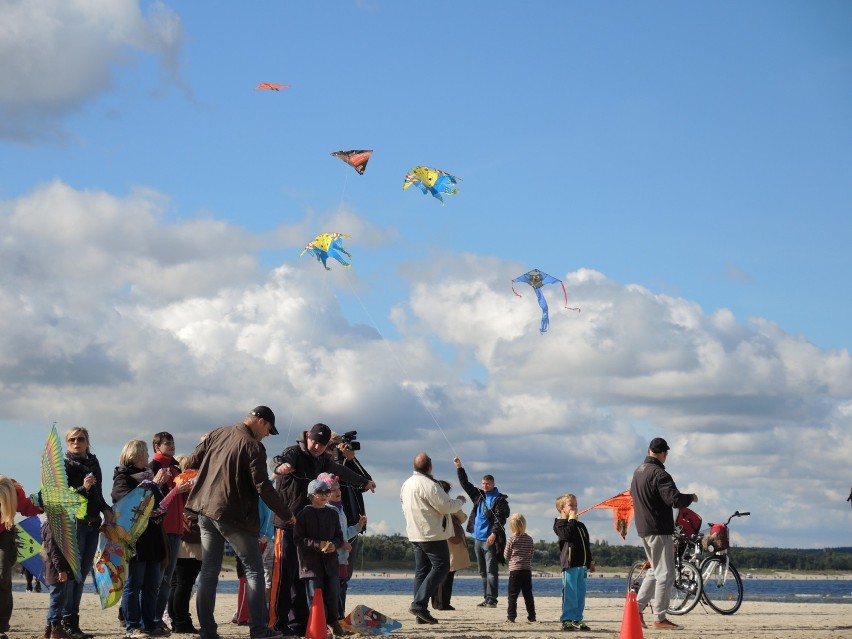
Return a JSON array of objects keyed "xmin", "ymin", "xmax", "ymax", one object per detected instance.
[{"xmin": 400, "ymin": 452, "xmax": 466, "ymax": 625}]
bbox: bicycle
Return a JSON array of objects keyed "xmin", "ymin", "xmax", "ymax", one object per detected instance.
[
  {"xmin": 627, "ymin": 541, "xmax": 703, "ymax": 615},
  {"xmin": 627, "ymin": 510, "xmax": 750, "ymax": 616},
  {"xmin": 682, "ymin": 510, "xmax": 750, "ymax": 614}
]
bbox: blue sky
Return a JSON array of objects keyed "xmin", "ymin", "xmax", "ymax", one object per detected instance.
[{"xmin": 1, "ymin": 1, "xmax": 850, "ymax": 549}]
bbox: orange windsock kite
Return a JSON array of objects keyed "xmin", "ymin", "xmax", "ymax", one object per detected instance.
[{"xmin": 579, "ymin": 490, "xmax": 634, "ymax": 540}]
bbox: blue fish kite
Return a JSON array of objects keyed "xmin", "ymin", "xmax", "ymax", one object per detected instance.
[
  {"xmin": 402, "ymin": 166, "xmax": 461, "ymax": 205},
  {"xmin": 512, "ymin": 269, "xmax": 579, "ymax": 333},
  {"xmin": 93, "ymin": 483, "xmax": 155, "ymax": 609},
  {"xmin": 300, "ymin": 232, "xmax": 352, "ymax": 270}
]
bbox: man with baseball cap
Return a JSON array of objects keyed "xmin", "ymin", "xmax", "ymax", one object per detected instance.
[
  {"xmin": 186, "ymin": 406, "xmax": 293, "ymax": 639},
  {"xmin": 630, "ymin": 437, "xmax": 698, "ymax": 631},
  {"xmin": 267, "ymin": 424, "xmax": 376, "ymax": 636}
]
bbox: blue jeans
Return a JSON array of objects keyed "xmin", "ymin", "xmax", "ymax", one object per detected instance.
[
  {"xmin": 63, "ymin": 521, "xmax": 100, "ymax": 619},
  {"xmin": 197, "ymin": 515, "xmax": 266, "ymax": 639},
  {"xmin": 155, "ymin": 532, "xmax": 181, "ymax": 623},
  {"xmin": 410, "ymin": 541, "xmax": 449, "ymax": 612},
  {"xmin": 560, "ymin": 566, "xmax": 587, "ymax": 622},
  {"xmin": 123, "ymin": 559, "xmax": 162, "ymax": 631},
  {"xmin": 473, "ymin": 538, "xmax": 499, "ymax": 604},
  {"xmin": 47, "ymin": 582, "xmax": 68, "ymax": 625}
]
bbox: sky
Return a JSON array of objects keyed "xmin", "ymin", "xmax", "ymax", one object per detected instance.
[{"xmin": 1, "ymin": 0, "xmax": 851, "ymax": 550}]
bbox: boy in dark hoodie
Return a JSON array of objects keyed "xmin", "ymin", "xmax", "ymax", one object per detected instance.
[
  {"xmin": 294, "ymin": 479, "xmax": 345, "ymax": 636},
  {"xmin": 553, "ymin": 493, "xmax": 595, "ymax": 632}
]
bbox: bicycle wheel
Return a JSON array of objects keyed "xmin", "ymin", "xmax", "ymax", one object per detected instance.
[
  {"xmin": 667, "ymin": 561, "xmax": 703, "ymax": 615},
  {"xmin": 700, "ymin": 556, "xmax": 743, "ymax": 614},
  {"xmin": 627, "ymin": 560, "xmax": 649, "ymax": 595}
]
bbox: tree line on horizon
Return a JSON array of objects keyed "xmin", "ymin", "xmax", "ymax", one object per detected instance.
[{"xmin": 355, "ymin": 534, "xmax": 852, "ymax": 571}]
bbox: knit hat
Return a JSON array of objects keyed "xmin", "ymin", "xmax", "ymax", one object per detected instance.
[{"xmin": 307, "ymin": 479, "xmax": 331, "ymax": 496}]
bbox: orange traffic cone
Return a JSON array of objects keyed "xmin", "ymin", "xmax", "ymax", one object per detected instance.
[
  {"xmin": 306, "ymin": 586, "xmax": 327, "ymax": 639},
  {"xmin": 619, "ymin": 591, "xmax": 644, "ymax": 639}
]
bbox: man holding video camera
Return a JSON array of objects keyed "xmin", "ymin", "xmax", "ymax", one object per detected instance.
[
  {"xmin": 268, "ymin": 424, "xmax": 375, "ymax": 636},
  {"xmin": 328, "ymin": 430, "xmax": 373, "ymax": 615}
]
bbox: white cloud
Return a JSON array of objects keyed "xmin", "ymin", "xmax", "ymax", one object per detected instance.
[
  {"xmin": 1, "ymin": 181, "xmax": 850, "ymax": 549},
  {"xmin": 0, "ymin": 0, "xmax": 183, "ymax": 142}
]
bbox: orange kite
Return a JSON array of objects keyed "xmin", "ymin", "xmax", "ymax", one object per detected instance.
[
  {"xmin": 578, "ymin": 490, "xmax": 634, "ymax": 540},
  {"xmin": 256, "ymin": 83, "xmax": 289, "ymax": 91}
]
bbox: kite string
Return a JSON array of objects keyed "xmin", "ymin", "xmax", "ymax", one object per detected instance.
[
  {"xmin": 341, "ymin": 269, "xmax": 459, "ymax": 460},
  {"xmin": 283, "ymin": 273, "xmax": 329, "ymax": 448}
]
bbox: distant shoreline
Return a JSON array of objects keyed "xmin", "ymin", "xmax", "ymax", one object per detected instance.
[{"xmin": 348, "ymin": 568, "xmax": 852, "ymax": 581}]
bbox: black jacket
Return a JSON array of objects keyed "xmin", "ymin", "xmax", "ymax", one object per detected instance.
[
  {"xmin": 270, "ymin": 432, "xmax": 370, "ymax": 529},
  {"xmin": 65, "ymin": 452, "xmax": 110, "ymax": 523},
  {"xmin": 111, "ymin": 465, "xmax": 166, "ymax": 563},
  {"xmin": 553, "ymin": 517, "xmax": 593, "ymax": 569},
  {"xmin": 630, "ymin": 456, "xmax": 695, "ymax": 536}
]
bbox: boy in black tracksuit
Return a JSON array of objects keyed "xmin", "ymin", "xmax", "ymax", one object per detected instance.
[{"xmin": 554, "ymin": 493, "xmax": 595, "ymax": 631}]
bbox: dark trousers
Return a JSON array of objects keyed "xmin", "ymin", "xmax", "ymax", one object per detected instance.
[
  {"xmin": 269, "ymin": 528, "xmax": 308, "ymax": 634},
  {"xmin": 507, "ymin": 569, "xmax": 536, "ymax": 621},
  {"xmin": 0, "ymin": 530, "xmax": 14, "ymax": 633},
  {"xmin": 431, "ymin": 570, "xmax": 455, "ymax": 609},
  {"xmin": 410, "ymin": 541, "xmax": 450, "ymax": 612},
  {"xmin": 168, "ymin": 558, "xmax": 202, "ymax": 629}
]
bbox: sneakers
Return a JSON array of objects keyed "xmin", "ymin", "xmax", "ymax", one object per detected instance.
[
  {"xmin": 249, "ymin": 629, "xmax": 284, "ymax": 639},
  {"xmin": 561, "ymin": 620, "xmax": 576, "ymax": 632},
  {"xmin": 407, "ymin": 607, "xmax": 438, "ymax": 624},
  {"xmin": 329, "ymin": 622, "xmax": 352, "ymax": 636},
  {"xmin": 527, "ymin": 617, "xmax": 537, "ymax": 623},
  {"xmin": 504, "ymin": 619, "xmax": 516, "ymax": 624},
  {"xmin": 572, "ymin": 620, "xmax": 591, "ymax": 631},
  {"xmin": 652, "ymin": 619, "xmax": 683, "ymax": 630},
  {"xmin": 476, "ymin": 600, "xmax": 489, "ymax": 607},
  {"xmin": 125, "ymin": 630, "xmax": 149, "ymax": 638},
  {"xmin": 149, "ymin": 627, "xmax": 171, "ymax": 637}
]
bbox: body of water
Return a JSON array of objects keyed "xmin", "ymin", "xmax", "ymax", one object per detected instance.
[{"xmin": 15, "ymin": 575, "xmax": 851, "ymax": 605}]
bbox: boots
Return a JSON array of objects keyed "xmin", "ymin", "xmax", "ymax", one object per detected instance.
[
  {"xmin": 62, "ymin": 615, "xmax": 93, "ymax": 639},
  {"xmin": 44, "ymin": 624, "xmax": 52, "ymax": 639},
  {"xmin": 50, "ymin": 623, "xmax": 72, "ymax": 639}
]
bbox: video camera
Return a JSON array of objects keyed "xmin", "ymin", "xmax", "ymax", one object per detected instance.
[{"xmin": 340, "ymin": 430, "xmax": 360, "ymax": 451}]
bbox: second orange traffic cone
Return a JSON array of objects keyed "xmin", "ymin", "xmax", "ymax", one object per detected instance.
[
  {"xmin": 619, "ymin": 590, "xmax": 644, "ymax": 639},
  {"xmin": 306, "ymin": 586, "xmax": 328, "ymax": 639}
]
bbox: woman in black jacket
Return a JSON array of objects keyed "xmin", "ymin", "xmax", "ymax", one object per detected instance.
[
  {"xmin": 62, "ymin": 427, "xmax": 113, "ymax": 639},
  {"xmin": 112, "ymin": 439, "xmax": 169, "ymax": 638}
]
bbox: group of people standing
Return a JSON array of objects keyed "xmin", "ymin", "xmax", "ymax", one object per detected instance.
[
  {"xmin": 0, "ymin": 407, "xmax": 376, "ymax": 639},
  {"xmin": 399, "ymin": 437, "xmax": 697, "ymax": 633}
]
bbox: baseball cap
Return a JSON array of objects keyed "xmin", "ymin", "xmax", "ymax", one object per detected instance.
[
  {"xmin": 250, "ymin": 406, "xmax": 278, "ymax": 435},
  {"xmin": 307, "ymin": 479, "xmax": 331, "ymax": 496},
  {"xmin": 307, "ymin": 423, "xmax": 331, "ymax": 445},
  {"xmin": 649, "ymin": 437, "xmax": 670, "ymax": 453}
]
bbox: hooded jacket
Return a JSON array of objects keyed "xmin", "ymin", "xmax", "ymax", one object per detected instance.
[{"xmin": 554, "ymin": 516, "xmax": 593, "ymax": 569}]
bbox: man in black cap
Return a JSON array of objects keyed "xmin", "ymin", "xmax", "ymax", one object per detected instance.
[
  {"xmin": 267, "ymin": 424, "xmax": 376, "ymax": 636},
  {"xmin": 630, "ymin": 437, "xmax": 698, "ymax": 631},
  {"xmin": 186, "ymin": 407, "xmax": 293, "ymax": 639}
]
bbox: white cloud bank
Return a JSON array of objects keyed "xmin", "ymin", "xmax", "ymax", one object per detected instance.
[{"xmin": 1, "ymin": 181, "xmax": 850, "ymax": 548}]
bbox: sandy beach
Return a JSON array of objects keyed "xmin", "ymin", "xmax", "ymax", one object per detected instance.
[{"xmin": 7, "ymin": 589, "xmax": 851, "ymax": 639}]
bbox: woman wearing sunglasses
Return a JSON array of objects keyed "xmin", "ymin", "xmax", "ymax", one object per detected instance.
[{"xmin": 62, "ymin": 427, "xmax": 114, "ymax": 639}]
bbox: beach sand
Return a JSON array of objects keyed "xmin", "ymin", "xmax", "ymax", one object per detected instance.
[{"xmin": 7, "ymin": 589, "xmax": 851, "ymax": 639}]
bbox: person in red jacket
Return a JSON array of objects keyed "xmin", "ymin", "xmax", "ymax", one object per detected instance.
[{"xmin": 0, "ymin": 476, "xmax": 43, "ymax": 639}]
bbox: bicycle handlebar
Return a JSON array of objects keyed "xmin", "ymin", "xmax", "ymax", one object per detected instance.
[{"xmin": 721, "ymin": 510, "xmax": 751, "ymax": 526}]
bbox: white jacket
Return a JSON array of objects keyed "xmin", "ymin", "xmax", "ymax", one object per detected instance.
[{"xmin": 400, "ymin": 471, "xmax": 466, "ymax": 542}]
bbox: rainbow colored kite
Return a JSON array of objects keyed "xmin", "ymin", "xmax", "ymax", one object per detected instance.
[{"xmin": 38, "ymin": 424, "xmax": 87, "ymax": 581}]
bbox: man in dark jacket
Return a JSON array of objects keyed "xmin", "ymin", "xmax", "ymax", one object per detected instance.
[
  {"xmin": 186, "ymin": 406, "xmax": 292, "ymax": 639},
  {"xmin": 630, "ymin": 437, "xmax": 698, "ymax": 631},
  {"xmin": 268, "ymin": 424, "xmax": 375, "ymax": 636},
  {"xmin": 453, "ymin": 456, "xmax": 509, "ymax": 608}
]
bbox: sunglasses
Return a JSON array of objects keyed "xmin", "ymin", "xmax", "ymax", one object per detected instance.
[{"xmin": 67, "ymin": 437, "xmax": 87, "ymax": 443}]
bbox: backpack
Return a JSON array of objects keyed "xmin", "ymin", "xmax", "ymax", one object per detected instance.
[{"xmin": 676, "ymin": 507, "xmax": 702, "ymax": 537}]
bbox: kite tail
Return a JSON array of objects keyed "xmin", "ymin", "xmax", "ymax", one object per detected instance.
[
  {"xmin": 561, "ymin": 281, "xmax": 581, "ymax": 312},
  {"xmin": 511, "ymin": 283, "xmax": 523, "ymax": 298}
]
